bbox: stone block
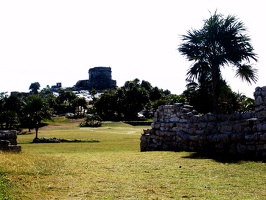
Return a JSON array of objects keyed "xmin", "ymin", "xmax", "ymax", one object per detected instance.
[
  {"xmin": 189, "ymin": 135, "xmax": 199, "ymax": 141},
  {"xmin": 237, "ymin": 144, "xmax": 246, "ymax": 154},
  {"xmin": 260, "ymin": 133, "xmax": 266, "ymax": 141},
  {"xmin": 0, "ymin": 140, "xmax": 10, "ymax": 147},
  {"xmin": 246, "ymin": 145, "xmax": 256, "ymax": 151},
  {"xmin": 245, "ymin": 134, "xmax": 257, "ymax": 141},
  {"xmin": 170, "ymin": 116, "xmax": 178, "ymax": 122},
  {"xmin": 256, "ymin": 111, "xmax": 266, "ymax": 118},
  {"xmin": 0, "ymin": 130, "xmax": 21, "ymax": 152}
]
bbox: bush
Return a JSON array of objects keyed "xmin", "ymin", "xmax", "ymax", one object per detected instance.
[{"xmin": 79, "ymin": 115, "xmax": 102, "ymax": 127}]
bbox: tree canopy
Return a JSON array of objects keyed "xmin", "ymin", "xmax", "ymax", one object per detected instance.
[
  {"xmin": 23, "ymin": 94, "xmax": 53, "ymax": 138},
  {"xmin": 93, "ymin": 79, "xmax": 185, "ymax": 120},
  {"xmin": 29, "ymin": 82, "xmax": 41, "ymax": 94}
]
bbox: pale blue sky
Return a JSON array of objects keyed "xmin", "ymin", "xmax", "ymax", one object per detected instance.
[{"xmin": 0, "ymin": 0, "xmax": 264, "ymax": 98}]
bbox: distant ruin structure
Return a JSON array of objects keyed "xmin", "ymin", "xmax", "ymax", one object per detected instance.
[
  {"xmin": 88, "ymin": 67, "xmax": 116, "ymax": 91},
  {"xmin": 51, "ymin": 82, "xmax": 62, "ymax": 91},
  {"xmin": 75, "ymin": 67, "xmax": 116, "ymax": 91}
]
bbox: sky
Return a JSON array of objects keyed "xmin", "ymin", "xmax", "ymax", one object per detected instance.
[{"xmin": 0, "ymin": 0, "xmax": 265, "ymax": 98}]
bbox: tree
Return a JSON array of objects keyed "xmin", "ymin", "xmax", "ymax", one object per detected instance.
[
  {"xmin": 149, "ymin": 86, "xmax": 162, "ymax": 101},
  {"xmin": 151, "ymin": 91, "xmax": 185, "ymax": 112},
  {"xmin": 72, "ymin": 97, "xmax": 88, "ymax": 116},
  {"xmin": 0, "ymin": 93, "xmax": 6, "ymax": 129},
  {"xmin": 55, "ymin": 89, "xmax": 78, "ymax": 114},
  {"xmin": 140, "ymin": 80, "xmax": 153, "ymax": 92},
  {"xmin": 29, "ymin": 82, "xmax": 41, "ymax": 94},
  {"xmin": 182, "ymin": 79, "xmax": 238, "ymax": 114},
  {"xmin": 94, "ymin": 89, "xmax": 120, "ymax": 120},
  {"xmin": 178, "ymin": 11, "xmax": 258, "ymax": 113},
  {"xmin": 90, "ymin": 88, "xmax": 98, "ymax": 100},
  {"xmin": 40, "ymin": 86, "xmax": 58, "ymax": 111},
  {"xmin": 120, "ymin": 79, "xmax": 149, "ymax": 120},
  {"xmin": 0, "ymin": 93, "xmax": 23, "ymax": 129},
  {"xmin": 23, "ymin": 95, "xmax": 53, "ymax": 139},
  {"xmin": 234, "ymin": 93, "xmax": 255, "ymax": 112}
]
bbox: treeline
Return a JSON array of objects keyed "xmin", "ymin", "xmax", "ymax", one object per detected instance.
[
  {"xmin": 92, "ymin": 78, "xmax": 185, "ymax": 120},
  {"xmin": 94, "ymin": 78, "xmax": 254, "ymax": 120},
  {"xmin": 0, "ymin": 78, "xmax": 254, "ymax": 131},
  {"xmin": 0, "ymin": 85, "xmax": 87, "ymax": 131},
  {"xmin": 0, "ymin": 79, "xmax": 184, "ymax": 130}
]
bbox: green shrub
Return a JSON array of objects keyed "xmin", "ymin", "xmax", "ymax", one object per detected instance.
[{"xmin": 79, "ymin": 115, "xmax": 102, "ymax": 127}]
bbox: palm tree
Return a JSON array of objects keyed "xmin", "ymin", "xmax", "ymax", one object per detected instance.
[
  {"xmin": 29, "ymin": 82, "xmax": 41, "ymax": 94},
  {"xmin": 23, "ymin": 95, "xmax": 53, "ymax": 139},
  {"xmin": 178, "ymin": 11, "xmax": 258, "ymax": 113}
]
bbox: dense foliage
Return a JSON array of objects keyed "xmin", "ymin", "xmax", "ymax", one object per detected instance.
[
  {"xmin": 182, "ymin": 79, "xmax": 254, "ymax": 114},
  {"xmin": 0, "ymin": 80, "xmax": 185, "ymax": 131},
  {"xmin": 79, "ymin": 115, "xmax": 102, "ymax": 127},
  {"xmin": 93, "ymin": 78, "xmax": 185, "ymax": 120},
  {"xmin": 0, "ymin": 91, "xmax": 53, "ymax": 137}
]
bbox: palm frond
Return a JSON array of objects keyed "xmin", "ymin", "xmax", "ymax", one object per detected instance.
[{"xmin": 235, "ymin": 64, "xmax": 258, "ymax": 84}]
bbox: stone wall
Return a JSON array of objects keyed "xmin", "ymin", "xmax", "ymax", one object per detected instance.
[
  {"xmin": 0, "ymin": 130, "xmax": 21, "ymax": 152},
  {"xmin": 140, "ymin": 86, "xmax": 266, "ymax": 159}
]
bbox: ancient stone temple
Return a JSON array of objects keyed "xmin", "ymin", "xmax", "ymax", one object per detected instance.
[
  {"xmin": 75, "ymin": 67, "xmax": 116, "ymax": 91},
  {"xmin": 88, "ymin": 67, "xmax": 116, "ymax": 91}
]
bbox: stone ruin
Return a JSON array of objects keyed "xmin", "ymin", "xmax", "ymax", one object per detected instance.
[
  {"xmin": 140, "ymin": 86, "xmax": 266, "ymax": 160},
  {"xmin": 75, "ymin": 66, "xmax": 116, "ymax": 91},
  {"xmin": 0, "ymin": 130, "xmax": 21, "ymax": 152}
]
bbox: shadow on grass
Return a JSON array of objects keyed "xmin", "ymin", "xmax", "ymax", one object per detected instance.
[
  {"xmin": 123, "ymin": 121, "xmax": 152, "ymax": 126},
  {"xmin": 17, "ymin": 122, "xmax": 49, "ymax": 135},
  {"xmin": 32, "ymin": 137, "xmax": 99, "ymax": 143},
  {"xmin": 182, "ymin": 152, "xmax": 265, "ymax": 163}
]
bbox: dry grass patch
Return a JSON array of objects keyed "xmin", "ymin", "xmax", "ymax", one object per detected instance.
[
  {"xmin": 0, "ymin": 152, "xmax": 67, "ymax": 199},
  {"xmin": 1, "ymin": 120, "xmax": 266, "ymax": 199}
]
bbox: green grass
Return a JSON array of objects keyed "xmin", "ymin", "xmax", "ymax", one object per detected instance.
[
  {"xmin": 0, "ymin": 172, "xmax": 12, "ymax": 200},
  {"xmin": 1, "ymin": 119, "xmax": 266, "ymax": 199}
]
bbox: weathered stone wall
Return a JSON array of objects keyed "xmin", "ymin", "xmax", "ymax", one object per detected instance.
[
  {"xmin": 0, "ymin": 130, "xmax": 21, "ymax": 152},
  {"xmin": 140, "ymin": 86, "xmax": 266, "ymax": 159}
]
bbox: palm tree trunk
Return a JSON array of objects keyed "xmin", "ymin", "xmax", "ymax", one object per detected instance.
[
  {"xmin": 35, "ymin": 122, "xmax": 39, "ymax": 139},
  {"xmin": 211, "ymin": 64, "xmax": 221, "ymax": 113}
]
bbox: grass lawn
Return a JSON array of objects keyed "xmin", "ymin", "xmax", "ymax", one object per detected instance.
[{"xmin": 0, "ymin": 118, "xmax": 266, "ymax": 199}]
